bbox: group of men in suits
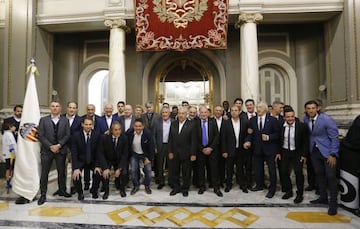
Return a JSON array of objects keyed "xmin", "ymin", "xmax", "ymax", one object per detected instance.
[{"xmin": 3, "ymin": 97, "xmax": 340, "ymax": 216}]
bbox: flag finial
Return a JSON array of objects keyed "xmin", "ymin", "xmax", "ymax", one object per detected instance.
[{"xmin": 26, "ymin": 58, "xmax": 39, "ymax": 76}]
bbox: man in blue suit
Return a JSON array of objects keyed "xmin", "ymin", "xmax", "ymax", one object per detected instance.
[
  {"xmin": 249, "ymin": 102, "xmax": 281, "ymax": 198},
  {"xmin": 71, "ymin": 117, "xmax": 101, "ymax": 200},
  {"xmin": 304, "ymin": 100, "xmax": 340, "ymax": 215},
  {"xmin": 98, "ymin": 103, "xmax": 119, "ymax": 135}
]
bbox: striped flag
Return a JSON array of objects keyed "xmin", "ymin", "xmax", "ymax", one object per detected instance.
[{"xmin": 12, "ymin": 59, "xmax": 41, "ymax": 201}]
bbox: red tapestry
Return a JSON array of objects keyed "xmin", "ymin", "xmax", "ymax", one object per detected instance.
[{"xmin": 135, "ymin": 0, "xmax": 228, "ymax": 51}]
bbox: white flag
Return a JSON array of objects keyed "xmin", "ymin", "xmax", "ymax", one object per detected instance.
[{"xmin": 12, "ymin": 63, "xmax": 41, "ymax": 201}]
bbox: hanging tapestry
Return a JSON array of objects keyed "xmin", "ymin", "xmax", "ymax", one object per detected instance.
[{"xmin": 135, "ymin": 0, "xmax": 228, "ymax": 51}]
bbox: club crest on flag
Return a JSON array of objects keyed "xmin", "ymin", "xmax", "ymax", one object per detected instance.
[{"xmin": 20, "ymin": 123, "xmax": 39, "ymax": 142}]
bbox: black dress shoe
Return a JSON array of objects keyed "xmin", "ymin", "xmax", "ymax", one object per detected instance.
[
  {"xmin": 38, "ymin": 195, "xmax": 46, "ymax": 205},
  {"xmin": 251, "ymin": 186, "xmax": 264, "ymax": 192},
  {"xmin": 15, "ymin": 196, "xmax": 30, "ymax": 204},
  {"xmin": 305, "ymin": 186, "xmax": 314, "ymax": 191},
  {"xmin": 120, "ymin": 190, "xmax": 127, "ymax": 197},
  {"xmin": 91, "ymin": 191, "xmax": 98, "ymax": 199},
  {"xmin": 182, "ymin": 191, "xmax": 189, "ymax": 197},
  {"xmin": 282, "ymin": 192, "xmax": 293, "ymax": 200},
  {"xmin": 242, "ymin": 188, "xmax": 249, "ymax": 193},
  {"xmin": 157, "ymin": 184, "xmax": 165, "ymax": 190},
  {"xmin": 145, "ymin": 186, "xmax": 152, "ymax": 194},
  {"xmin": 102, "ymin": 192, "xmax": 109, "ymax": 200},
  {"xmin": 198, "ymin": 188, "xmax": 205, "ymax": 195},
  {"xmin": 84, "ymin": 184, "xmax": 90, "ymax": 191},
  {"xmin": 294, "ymin": 195, "xmax": 304, "ymax": 204},
  {"xmin": 310, "ymin": 198, "xmax": 328, "ymax": 204},
  {"xmin": 328, "ymin": 206, "xmax": 337, "ymax": 216},
  {"xmin": 70, "ymin": 186, "xmax": 77, "ymax": 195},
  {"xmin": 58, "ymin": 191, "xmax": 72, "ymax": 198},
  {"xmin": 266, "ymin": 192, "xmax": 275, "ymax": 198},
  {"xmin": 78, "ymin": 193, "xmax": 84, "ymax": 201},
  {"xmin": 52, "ymin": 190, "xmax": 59, "ymax": 196},
  {"xmin": 224, "ymin": 186, "xmax": 231, "ymax": 193},
  {"xmin": 131, "ymin": 186, "xmax": 140, "ymax": 195},
  {"xmin": 214, "ymin": 189, "xmax": 223, "ymax": 197},
  {"xmin": 170, "ymin": 190, "xmax": 179, "ymax": 196}
]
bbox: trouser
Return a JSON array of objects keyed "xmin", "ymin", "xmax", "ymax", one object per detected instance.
[
  {"xmin": 311, "ymin": 146, "xmax": 338, "ymax": 205},
  {"xmin": 131, "ymin": 153, "xmax": 152, "ymax": 187},
  {"xmin": 40, "ymin": 152, "xmax": 67, "ymax": 195},
  {"xmin": 280, "ymin": 150, "xmax": 304, "ymax": 195},
  {"xmin": 156, "ymin": 144, "xmax": 168, "ymax": 185},
  {"xmin": 254, "ymin": 152, "xmax": 277, "ymax": 193},
  {"xmin": 197, "ymin": 150, "xmax": 219, "ymax": 189},
  {"xmin": 169, "ymin": 157, "xmax": 191, "ymax": 192},
  {"xmin": 92, "ymin": 166, "xmax": 127, "ymax": 193}
]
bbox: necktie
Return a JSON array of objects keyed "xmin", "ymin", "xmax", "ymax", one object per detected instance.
[
  {"xmin": 86, "ymin": 133, "xmax": 91, "ymax": 164},
  {"xmin": 287, "ymin": 126, "xmax": 291, "ymax": 150},
  {"xmin": 202, "ymin": 120, "xmax": 208, "ymax": 146},
  {"xmin": 259, "ymin": 117, "xmax": 263, "ymax": 131},
  {"xmin": 311, "ymin": 119, "xmax": 315, "ymax": 132},
  {"xmin": 113, "ymin": 137, "xmax": 117, "ymax": 150}
]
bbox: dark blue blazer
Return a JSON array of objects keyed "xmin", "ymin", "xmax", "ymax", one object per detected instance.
[
  {"xmin": 98, "ymin": 115, "xmax": 119, "ymax": 134},
  {"xmin": 249, "ymin": 114, "xmax": 281, "ymax": 156},
  {"xmin": 71, "ymin": 130, "xmax": 101, "ymax": 170},
  {"xmin": 81, "ymin": 114, "xmax": 102, "ymax": 132},
  {"xmin": 96, "ymin": 133, "xmax": 129, "ymax": 171},
  {"xmin": 126, "ymin": 128, "xmax": 155, "ymax": 162},
  {"xmin": 304, "ymin": 113, "xmax": 339, "ymax": 157},
  {"xmin": 195, "ymin": 118, "xmax": 219, "ymax": 153}
]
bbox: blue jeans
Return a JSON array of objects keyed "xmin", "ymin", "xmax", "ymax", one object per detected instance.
[{"xmin": 131, "ymin": 154, "xmax": 152, "ymax": 187}]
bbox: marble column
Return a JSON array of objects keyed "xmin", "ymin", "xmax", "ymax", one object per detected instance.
[
  {"xmin": 104, "ymin": 18, "xmax": 127, "ymax": 108},
  {"xmin": 238, "ymin": 13, "xmax": 263, "ymax": 102}
]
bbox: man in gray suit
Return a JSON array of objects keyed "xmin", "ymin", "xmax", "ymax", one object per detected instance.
[{"xmin": 38, "ymin": 101, "xmax": 71, "ymax": 205}]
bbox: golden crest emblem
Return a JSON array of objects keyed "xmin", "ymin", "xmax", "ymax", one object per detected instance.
[{"xmin": 153, "ymin": 0, "xmax": 208, "ymax": 28}]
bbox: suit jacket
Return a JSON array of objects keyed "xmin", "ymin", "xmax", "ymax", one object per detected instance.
[
  {"xmin": 98, "ymin": 115, "xmax": 119, "ymax": 134},
  {"xmin": 71, "ymin": 130, "xmax": 101, "ymax": 170},
  {"xmin": 38, "ymin": 115, "xmax": 70, "ymax": 154},
  {"xmin": 240, "ymin": 112, "xmax": 257, "ymax": 120},
  {"xmin": 195, "ymin": 118, "xmax": 219, "ymax": 154},
  {"xmin": 96, "ymin": 133, "xmax": 128, "ymax": 171},
  {"xmin": 249, "ymin": 114, "xmax": 281, "ymax": 156},
  {"xmin": 221, "ymin": 118, "xmax": 252, "ymax": 157},
  {"xmin": 153, "ymin": 117, "xmax": 174, "ymax": 153},
  {"xmin": 280, "ymin": 119, "xmax": 309, "ymax": 157},
  {"xmin": 141, "ymin": 112, "xmax": 160, "ymax": 131},
  {"xmin": 304, "ymin": 113, "xmax": 339, "ymax": 157},
  {"xmin": 126, "ymin": 128, "xmax": 155, "ymax": 162},
  {"xmin": 61, "ymin": 114, "xmax": 82, "ymax": 146},
  {"xmin": 168, "ymin": 119, "xmax": 197, "ymax": 160},
  {"xmin": 119, "ymin": 115, "xmax": 136, "ymax": 133}
]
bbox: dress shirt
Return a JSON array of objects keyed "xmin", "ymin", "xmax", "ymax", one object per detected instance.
[
  {"xmin": 179, "ymin": 120, "xmax": 186, "ymax": 133},
  {"xmin": 51, "ymin": 115, "xmax": 60, "ymax": 125},
  {"xmin": 83, "ymin": 131, "xmax": 91, "ymax": 142},
  {"xmin": 247, "ymin": 112, "xmax": 256, "ymax": 119},
  {"xmin": 282, "ymin": 122, "xmax": 296, "ymax": 150},
  {"xmin": 124, "ymin": 116, "xmax": 132, "ymax": 131},
  {"xmin": 232, "ymin": 118, "xmax": 240, "ymax": 148},
  {"xmin": 105, "ymin": 116, "xmax": 112, "ymax": 129},
  {"xmin": 215, "ymin": 117, "xmax": 222, "ymax": 131},
  {"xmin": 66, "ymin": 114, "xmax": 75, "ymax": 127},
  {"xmin": 132, "ymin": 131, "xmax": 144, "ymax": 154},
  {"xmin": 258, "ymin": 114, "xmax": 266, "ymax": 131},
  {"xmin": 162, "ymin": 119, "xmax": 171, "ymax": 143}
]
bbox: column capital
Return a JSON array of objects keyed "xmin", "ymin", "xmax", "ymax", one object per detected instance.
[
  {"xmin": 104, "ymin": 18, "xmax": 129, "ymax": 31},
  {"xmin": 237, "ymin": 12, "xmax": 263, "ymax": 26}
]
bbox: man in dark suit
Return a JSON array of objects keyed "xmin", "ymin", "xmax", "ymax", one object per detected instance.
[
  {"xmin": 214, "ymin": 106, "xmax": 226, "ymax": 187},
  {"xmin": 126, "ymin": 118, "xmax": 155, "ymax": 195},
  {"xmin": 168, "ymin": 107, "xmax": 197, "ymax": 197},
  {"xmin": 92, "ymin": 121, "xmax": 128, "ymax": 199},
  {"xmin": 38, "ymin": 101, "xmax": 71, "ymax": 205},
  {"xmin": 221, "ymin": 105, "xmax": 252, "ymax": 193},
  {"xmin": 141, "ymin": 101, "xmax": 160, "ymax": 132},
  {"xmin": 196, "ymin": 106, "xmax": 223, "ymax": 197},
  {"xmin": 249, "ymin": 102, "xmax": 281, "ymax": 198},
  {"xmin": 71, "ymin": 117, "xmax": 101, "ymax": 200},
  {"xmin": 98, "ymin": 103, "xmax": 119, "ymax": 135},
  {"xmin": 304, "ymin": 100, "xmax": 340, "ymax": 215},
  {"xmin": 1, "ymin": 104, "xmax": 22, "ymax": 137},
  {"xmin": 81, "ymin": 104, "xmax": 101, "ymax": 132},
  {"xmin": 153, "ymin": 107, "xmax": 173, "ymax": 189},
  {"xmin": 119, "ymin": 104, "xmax": 136, "ymax": 133},
  {"xmin": 276, "ymin": 107, "xmax": 309, "ymax": 203}
]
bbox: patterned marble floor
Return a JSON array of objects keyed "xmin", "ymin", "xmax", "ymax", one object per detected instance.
[{"xmin": 1, "ymin": 177, "xmax": 360, "ymax": 229}]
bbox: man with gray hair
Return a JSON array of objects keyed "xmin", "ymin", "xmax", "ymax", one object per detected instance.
[
  {"xmin": 249, "ymin": 101, "xmax": 281, "ymax": 198},
  {"xmin": 141, "ymin": 101, "xmax": 160, "ymax": 131}
]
